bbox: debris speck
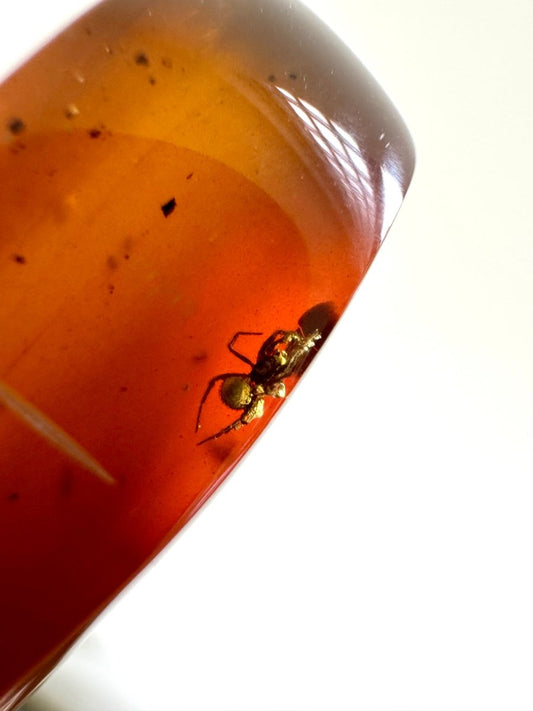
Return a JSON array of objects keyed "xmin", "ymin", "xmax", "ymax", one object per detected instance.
[
  {"xmin": 134, "ymin": 51, "xmax": 150, "ymax": 66},
  {"xmin": 12, "ymin": 254, "xmax": 27, "ymax": 265},
  {"xmin": 8, "ymin": 117, "xmax": 25, "ymax": 135},
  {"xmin": 107, "ymin": 255, "xmax": 118, "ymax": 270},
  {"xmin": 9, "ymin": 141, "xmax": 26, "ymax": 154},
  {"xmin": 65, "ymin": 104, "xmax": 80, "ymax": 119},
  {"xmin": 59, "ymin": 469, "xmax": 74, "ymax": 498},
  {"xmin": 161, "ymin": 197, "xmax": 177, "ymax": 217}
]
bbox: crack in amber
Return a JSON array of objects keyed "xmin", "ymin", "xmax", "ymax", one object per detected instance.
[{"xmin": 0, "ymin": 381, "xmax": 115, "ymax": 484}]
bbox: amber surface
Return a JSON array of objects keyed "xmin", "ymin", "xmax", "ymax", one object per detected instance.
[{"xmin": 0, "ymin": 0, "xmax": 414, "ymax": 707}]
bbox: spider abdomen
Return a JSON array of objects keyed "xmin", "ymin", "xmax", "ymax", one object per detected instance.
[{"xmin": 220, "ymin": 376, "xmax": 252, "ymax": 410}]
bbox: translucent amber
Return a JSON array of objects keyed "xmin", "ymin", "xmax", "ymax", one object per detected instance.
[{"xmin": 0, "ymin": 0, "xmax": 414, "ymax": 707}]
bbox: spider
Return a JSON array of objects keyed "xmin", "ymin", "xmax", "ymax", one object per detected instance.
[{"xmin": 195, "ymin": 310, "xmax": 330, "ymax": 444}]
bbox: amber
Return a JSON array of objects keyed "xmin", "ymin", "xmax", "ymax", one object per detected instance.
[{"xmin": 0, "ymin": 1, "xmax": 414, "ymax": 707}]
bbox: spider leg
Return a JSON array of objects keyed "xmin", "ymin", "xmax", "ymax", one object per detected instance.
[
  {"xmin": 195, "ymin": 372, "xmax": 243, "ymax": 433},
  {"xmin": 257, "ymin": 329, "xmax": 297, "ymax": 359},
  {"xmin": 196, "ymin": 416, "xmax": 246, "ymax": 445},
  {"xmin": 197, "ymin": 394, "xmax": 265, "ymax": 445},
  {"xmin": 227, "ymin": 331, "xmax": 263, "ymax": 367}
]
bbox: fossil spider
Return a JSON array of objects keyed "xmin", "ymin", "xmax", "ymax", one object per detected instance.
[{"xmin": 195, "ymin": 322, "xmax": 322, "ymax": 444}]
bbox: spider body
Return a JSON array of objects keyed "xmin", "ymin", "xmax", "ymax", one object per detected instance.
[{"xmin": 195, "ymin": 325, "xmax": 322, "ymax": 444}]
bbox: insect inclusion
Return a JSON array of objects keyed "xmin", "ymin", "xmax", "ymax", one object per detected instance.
[{"xmin": 195, "ymin": 304, "xmax": 339, "ymax": 444}]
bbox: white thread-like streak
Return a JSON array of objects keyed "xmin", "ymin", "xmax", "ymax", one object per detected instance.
[{"xmin": 0, "ymin": 380, "xmax": 115, "ymax": 484}]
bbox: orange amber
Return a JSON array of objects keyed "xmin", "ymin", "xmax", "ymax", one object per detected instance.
[{"xmin": 0, "ymin": 0, "xmax": 414, "ymax": 707}]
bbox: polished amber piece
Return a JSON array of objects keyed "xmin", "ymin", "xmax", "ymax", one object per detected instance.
[{"xmin": 0, "ymin": 0, "xmax": 414, "ymax": 707}]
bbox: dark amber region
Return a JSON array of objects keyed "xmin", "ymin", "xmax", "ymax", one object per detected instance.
[{"xmin": 0, "ymin": 0, "xmax": 414, "ymax": 707}]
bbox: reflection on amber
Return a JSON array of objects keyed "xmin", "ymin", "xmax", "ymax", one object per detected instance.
[{"xmin": 0, "ymin": 0, "xmax": 414, "ymax": 707}]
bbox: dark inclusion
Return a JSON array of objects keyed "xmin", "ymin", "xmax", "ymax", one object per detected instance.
[
  {"xmin": 107, "ymin": 255, "xmax": 118, "ymax": 270},
  {"xmin": 8, "ymin": 118, "xmax": 25, "ymax": 135},
  {"xmin": 134, "ymin": 51, "xmax": 150, "ymax": 66},
  {"xmin": 161, "ymin": 197, "xmax": 177, "ymax": 217}
]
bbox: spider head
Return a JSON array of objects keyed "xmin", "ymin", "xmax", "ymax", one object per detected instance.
[{"xmin": 220, "ymin": 375, "xmax": 253, "ymax": 410}]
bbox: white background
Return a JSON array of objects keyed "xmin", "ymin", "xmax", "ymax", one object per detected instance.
[{"xmin": 1, "ymin": 1, "xmax": 531, "ymax": 710}]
